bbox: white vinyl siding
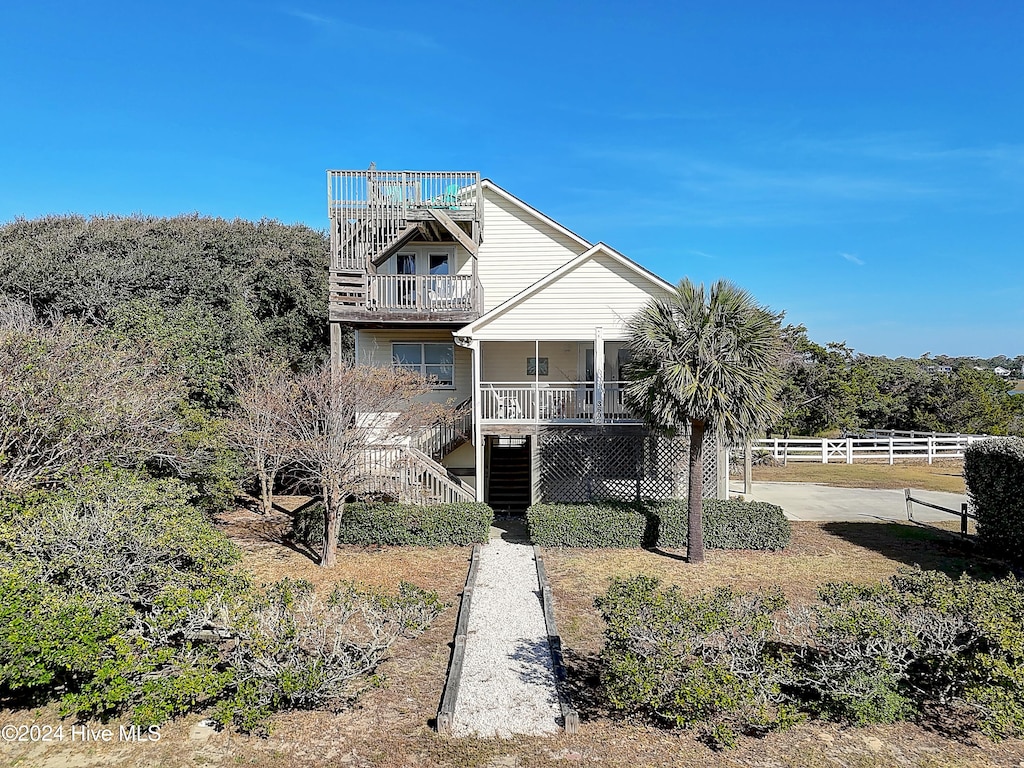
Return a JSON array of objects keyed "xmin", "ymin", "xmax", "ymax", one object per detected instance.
[
  {"xmin": 355, "ymin": 329, "xmax": 471, "ymax": 405},
  {"xmin": 470, "ymin": 253, "xmax": 673, "ymax": 341},
  {"xmin": 475, "ymin": 189, "xmax": 589, "ymax": 311}
]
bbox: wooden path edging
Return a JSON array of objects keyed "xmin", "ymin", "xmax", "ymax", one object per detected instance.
[
  {"xmin": 533, "ymin": 545, "xmax": 580, "ymax": 735},
  {"xmin": 436, "ymin": 543, "xmax": 481, "ymax": 734}
]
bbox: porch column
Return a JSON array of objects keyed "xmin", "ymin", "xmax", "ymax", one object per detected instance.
[
  {"xmin": 534, "ymin": 339, "xmax": 540, "ymax": 424},
  {"xmin": 472, "ymin": 340, "xmax": 485, "ymax": 502},
  {"xmin": 594, "ymin": 326, "xmax": 604, "ymax": 424}
]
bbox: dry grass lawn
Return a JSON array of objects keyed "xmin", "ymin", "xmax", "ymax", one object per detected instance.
[
  {"xmin": 748, "ymin": 459, "xmax": 966, "ymax": 493},
  {"xmin": 3, "ymin": 508, "xmax": 1022, "ymax": 768}
]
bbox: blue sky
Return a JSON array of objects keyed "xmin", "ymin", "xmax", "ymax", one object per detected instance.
[{"xmin": 2, "ymin": 1, "xmax": 1022, "ymax": 357}]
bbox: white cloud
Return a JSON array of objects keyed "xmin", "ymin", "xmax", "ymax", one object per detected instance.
[{"xmin": 840, "ymin": 252, "xmax": 865, "ymax": 266}]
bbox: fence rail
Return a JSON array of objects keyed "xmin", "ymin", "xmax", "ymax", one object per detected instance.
[
  {"xmin": 754, "ymin": 434, "xmax": 989, "ymax": 465},
  {"xmin": 904, "ymin": 488, "xmax": 975, "ymax": 538}
]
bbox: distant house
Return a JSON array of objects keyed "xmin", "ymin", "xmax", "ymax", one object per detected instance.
[
  {"xmin": 994, "ymin": 366, "xmax": 1011, "ymax": 377},
  {"xmin": 925, "ymin": 365, "xmax": 953, "ymax": 375},
  {"xmin": 325, "ymin": 169, "xmax": 727, "ymax": 513}
]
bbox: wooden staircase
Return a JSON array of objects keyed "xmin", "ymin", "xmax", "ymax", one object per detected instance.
[
  {"xmin": 487, "ymin": 440, "xmax": 532, "ymax": 516},
  {"xmin": 361, "ymin": 445, "xmax": 474, "ymax": 505}
]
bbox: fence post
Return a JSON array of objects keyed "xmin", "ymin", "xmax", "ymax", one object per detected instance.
[
  {"xmin": 927, "ymin": 436, "xmax": 934, "ymax": 465},
  {"xmin": 846, "ymin": 437, "xmax": 853, "ymax": 464},
  {"xmin": 960, "ymin": 502, "xmax": 968, "ymax": 538},
  {"xmin": 889, "ymin": 437, "xmax": 894, "ymax": 465},
  {"xmin": 821, "ymin": 438, "xmax": 828, "ymax": 464},
  {"xmin": 905, "ymin": 488, "xmax": 913, "ymax": 521}
]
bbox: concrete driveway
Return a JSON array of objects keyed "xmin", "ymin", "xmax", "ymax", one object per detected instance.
[{"xmin": 741, "ymin": 482, "xmax": 968, "ymax": 523}]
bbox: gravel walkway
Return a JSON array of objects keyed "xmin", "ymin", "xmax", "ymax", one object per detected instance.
[{"xmin": 451, "ymin": 539, "xmax": 562, "ymax": 738}]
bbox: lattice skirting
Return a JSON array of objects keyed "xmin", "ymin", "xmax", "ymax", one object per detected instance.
[{"xmin": 535, "ymin": 426, "xmax": 719, "ymax": 504}]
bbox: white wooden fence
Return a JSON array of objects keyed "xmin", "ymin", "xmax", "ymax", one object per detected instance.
[{"xmin": 753, "ymin": 433, "xmax": 989, "ymax": 465}]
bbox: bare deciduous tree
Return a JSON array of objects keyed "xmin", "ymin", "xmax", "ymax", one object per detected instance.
[
  {"xmin": 227, "ymin": 356, "xmax": 295, "ymax": 515},
  {"xmin": 0, "ymin": 314, "xmax": 185, "ymax": 491},
  {"xmin": 281, "ymin": 364, "xmax": 447, "ymax": 568}
]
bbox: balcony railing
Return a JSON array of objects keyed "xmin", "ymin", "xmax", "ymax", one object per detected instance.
[
  {"xmin": 365, "ymin": 274, "xmax": 481, "ymax": 314},
  {"xmin": 480, "ymin": 382, "xmax": 640, "ymax": 423},
  {"xmin": 329, "ymin": 170, "xmax": 480, "ymax": 215},
  {"xmin": 328, "ymin": 170, "xmax": 482, "ymax": 272}
]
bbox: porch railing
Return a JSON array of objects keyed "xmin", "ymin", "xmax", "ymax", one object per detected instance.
[
  {"xmin": 366, "ymin": 273, "xmax": 481, "ymax": 313},
  {"xmin": 480, "ymin": 382, "xmax": 639, "ymax": 423}
]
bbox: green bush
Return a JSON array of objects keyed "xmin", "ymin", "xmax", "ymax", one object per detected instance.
[
  {"xmin": 964, "ymin": 437, "xmax": 1024, "ymax": 563},
  {"xmin": 0, "ymin": 469, "xmax": 246, "ymax": 721},
  {"xmin": 526, "ymin": 503, "xmax": 649, "ymax": 548},
  {"xmin": 597, "ymin": 575, "xmax": 798, "ymax": 748},
  {"xmin": 292, "ymin": 501, "xmax": 493, "ymax": 547},
  {"xmin": 0, "ymin": 469, "xmax": 446, "ymax": 733},
  {"xmin": 594, "ymin": 569, "xmax": 1024, "ymax": 746},
  {"xmin": 791, "ymin": 569, "xmax": 1024, "ymax": 738},
  {"xmin": 527, "ymin": 499, "xmax": 790, "ymax": 550}
]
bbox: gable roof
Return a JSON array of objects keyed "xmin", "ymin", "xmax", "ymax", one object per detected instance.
[
  {"xmin": 455, "ymin": 242, "xmax": 676, "ymax": 340},
  {"xmin": 480, "ymin": 179, "xmax": 593, "ymax": 251}
]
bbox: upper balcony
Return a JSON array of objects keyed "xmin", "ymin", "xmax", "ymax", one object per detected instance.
[{"xmin": 327, "ymin": 169, "xmax": 484, "ymax": 324}]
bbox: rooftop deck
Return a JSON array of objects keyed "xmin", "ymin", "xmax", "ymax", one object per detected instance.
[{"xmin": 328, "ymin": 169, "xmax": 484, "ymax": 324}]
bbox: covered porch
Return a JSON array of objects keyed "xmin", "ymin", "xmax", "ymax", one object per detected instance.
[{"xmin": 477, "ymin": 338, "xmax": 642, "ymax": 425}]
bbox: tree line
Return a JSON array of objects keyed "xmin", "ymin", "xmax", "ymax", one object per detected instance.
[{"xmin": 776, "ymin": 325, "xmax": 1024, "ymax": 437}]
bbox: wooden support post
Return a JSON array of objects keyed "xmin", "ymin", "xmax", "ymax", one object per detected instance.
[
  {"xmin": 927, "ymin": 436, "xmax": 934, "ymax": 465},
  {"xmin": 472, "ymin": 341, "xmax": 484, "ymax": 503},
  {"xmin": 427, "ymin": 208, "xmax": 479, "ymax": 256},
  {"xmin": 593, "ymin": 327, "xmax": 604, "ymax": 425},
  {"xmin": 846, "ymin": 437, "xmax": 853, "ymax": 464},
  {"xmin": 889, "ymin": 437, "xmax": 894, "ymax": 465},
  {"xmin": 905, "ymin": 488, "xmax": 913, "ymax": 521},
  {"xmin": 821, "ymin": 438, "xmax": 828, "ymax": 464}
]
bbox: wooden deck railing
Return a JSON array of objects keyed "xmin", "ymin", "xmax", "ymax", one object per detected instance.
[
  {"xmin": 480, "ymin": 382, "xmax": 640, "ymax": 423},
  {"xmin": 366, "ymin": 273, "xmax": 480, "ymax": 313},
  {"xmin": 328, "ymin": 170, "xmax": 482, "ymax": 271}
]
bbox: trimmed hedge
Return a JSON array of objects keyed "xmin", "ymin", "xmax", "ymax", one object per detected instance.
[
  {"xmin": 527, "ymin": 499, "xmax": 790, "ymax": 550},
  {"xmin": 964, "ymin": 437, "xmax": 1024, "ymax": 563},
  {"xmin": 292, "ymin": 502, "xmax": 493, "ymax": 547}
]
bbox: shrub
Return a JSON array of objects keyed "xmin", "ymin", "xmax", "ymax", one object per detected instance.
[
  {"xmin": 527, "ymin": 499, "xmax": 790, "ymax": 550},
  {"xmin": 964, "ymin": 437, "xmax": 1024, "ymax": 563},
  {"xmin": 597, "ymin": 575, "xmax": 798, "ymax": 748},
  {"xmin": 786, "ymin": 569, "xmax": 1024, "ymax": 737},
  {"xmin": 0, "ymin": 469, "xmax": 447, "ymax": 732},
  {"xmin": 527, "ymin": 503, "xmax": 649, "ymax": 548},
  {"xmin": 0, "ymin": 469, "xmax": 246, "ymax": 721},
  {"xmin": 595, "ymin": 569, "xmax": 1024, "ymax": 746},
  {"xmin": 292, "ymin": 501, "xmax": 493, "ymax": 547},
  {"xmin": 213, "ymin": 578, "xmax": 444, "ymax": 735}
]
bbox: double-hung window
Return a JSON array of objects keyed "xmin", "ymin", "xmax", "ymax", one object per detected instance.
[{"xmin": 392, "ymin": 343, "xmax": 454, "ymax": 388}]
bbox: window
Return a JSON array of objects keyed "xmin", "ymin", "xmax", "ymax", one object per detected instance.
[
  {"xmin": 396, "ymin": 254, "xmax": 416, "ymax": 275},
  {"xmin": 428, "ymin": 253, "xmax": 449, "ymax": 275},
  {"xmin": 392, "ymin": 342, "xmax": 454, "ymax": 388},
  {"xmin": 527, "ymin": 357, "xmax": 548, "ymax": 376}
]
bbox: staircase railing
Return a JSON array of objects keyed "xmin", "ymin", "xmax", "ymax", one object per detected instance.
[
  {"xmin": 413, "ymin": 399, "xmax": 472, "ymax": 462},
  {"xmin": 358, "ymin": 444, "xmax": 474, "ymax": 505}
]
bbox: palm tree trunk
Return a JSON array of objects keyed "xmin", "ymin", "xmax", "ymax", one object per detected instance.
[{"xmin": 687, "ymin": 418, "xmax": 706, "ymax": 564}]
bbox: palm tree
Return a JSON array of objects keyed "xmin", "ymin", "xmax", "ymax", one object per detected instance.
[{"xmin": 624, "ymin": 279, "xmax": 782, "ymax": 563}]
